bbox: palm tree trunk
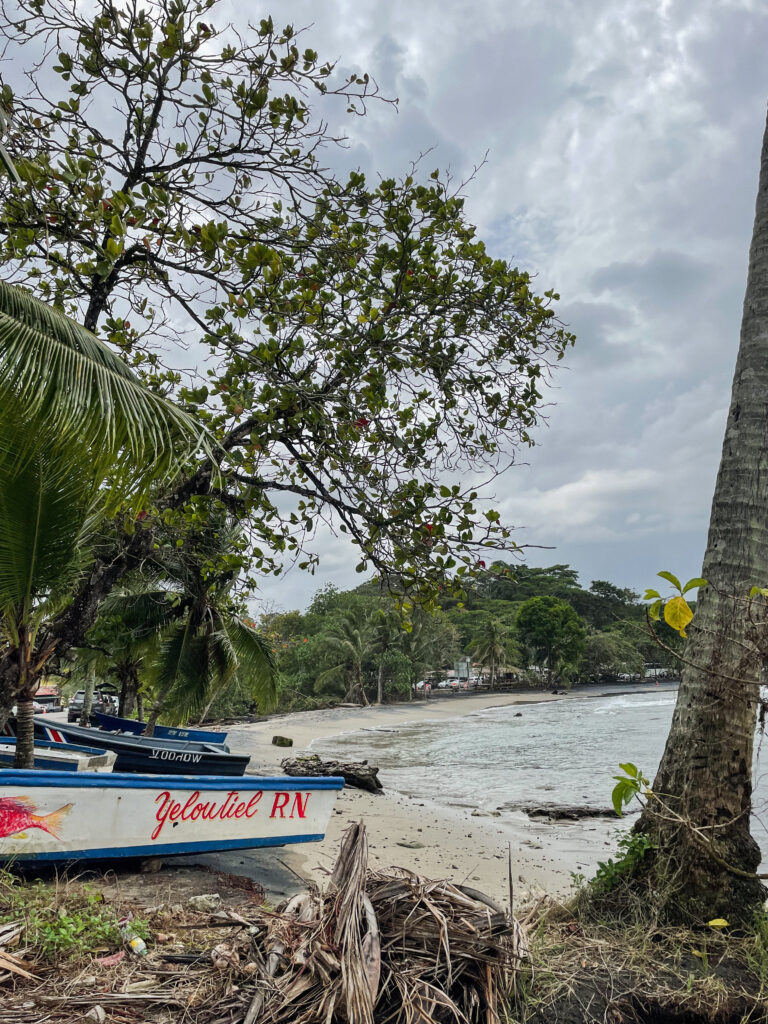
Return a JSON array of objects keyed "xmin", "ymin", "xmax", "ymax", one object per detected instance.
[
  {"xmin": 14, "ymin": 697, "xmax": 35, "ymax": 769},
  {"xmin": 376, "ymin": 662, "xmax": 384, "ymax": 705},
  {"xmin": 80, "ymin": 666, "xmax": 96, "ymax": 727},
  {"xmin": 136, "ymin": 689, "xmax": 144, "ymax": 721},
  {"xmin": 633, "ymin": 107, "xmax": 768, "ymax": 922}
]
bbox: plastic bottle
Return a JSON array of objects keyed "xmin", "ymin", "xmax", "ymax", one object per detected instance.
[{"xmin": 118, "ymin": 917, "xmax": 148, "ymax": 956}]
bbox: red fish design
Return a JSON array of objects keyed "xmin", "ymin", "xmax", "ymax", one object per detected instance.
[{"xmin": 0, "ymin": 797, "xmax": 72, "ymax": 839}]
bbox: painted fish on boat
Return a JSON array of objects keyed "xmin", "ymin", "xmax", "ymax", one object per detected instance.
[{"xmin": 0, "ymin": 796, "xmax": 71, "ymax": 839}]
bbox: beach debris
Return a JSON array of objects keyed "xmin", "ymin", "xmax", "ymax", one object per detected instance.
[
  {"xmin": 281, "ymin": 753, "xmax": 383, "ymax": 793},
  {"xmin": 188, "ymin": 893, "xmax": 222, "ymax": 912},
  {"xmin": 2, "ymin": 825, "xmax": 527, "ymax": 1024},
  {"xmin": 95, "ymin": 950, "xmax": 125, "ymax": 967},
  {"xmin": 118, "ymin": 916, "xmax": 147, "ymax": 956},
  {"xmin": 236, "ymin": 821, "xmax": 527, "ymax": 1024},
  {"xmin": 272, "ymin": 735, "xmax": 293, "ymax": 747}
]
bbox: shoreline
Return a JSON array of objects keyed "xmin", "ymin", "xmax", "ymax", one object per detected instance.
[{"xmin": 220, "ymin": 683, "xmax": 675, "ymax": 907}]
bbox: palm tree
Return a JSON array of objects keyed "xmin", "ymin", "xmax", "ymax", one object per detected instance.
[
  {"xmin": 631, "ymin": 110, "xmax": 768, "ymax": 920},
  {"xmin": 471, "ymin": 619, "xmax": 510, "ymax": 690},
  {"xmin": 369, "ymin": 608, "xmax": 402, "ymax": 704},
  {"xmin": 0, "ymin": 414, "xmax": 101, "ymax": 764},
  {"xmin": 103, "ymin": 518, "xmax": 277, "ymax": 733},
  {"xmin": 316, "ymin": 607, "xmax": 373, "ymax": 705},
  {"xmin": 0, "ymin": 281, "xmax": 210, "ymax": 767}
]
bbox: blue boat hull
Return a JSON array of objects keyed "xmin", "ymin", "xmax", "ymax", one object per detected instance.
[
  {"xmin": 94, "ymin": 712, "xmax": 228, "ymax": 745},
  {"xmin": 33, "ymin": 719, "xmax": 249, "ymax": 776}
]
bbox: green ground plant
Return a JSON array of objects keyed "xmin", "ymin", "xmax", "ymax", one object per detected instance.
[{"xmin": 0, "ymin": 870, "xmax": 149, "ymax": 960}]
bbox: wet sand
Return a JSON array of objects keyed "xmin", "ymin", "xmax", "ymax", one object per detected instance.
[{"xmin": 215, "ymin": 687, "xmax": 661, "ymax": 907}]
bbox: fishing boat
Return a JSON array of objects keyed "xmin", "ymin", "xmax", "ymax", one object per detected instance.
[
  {"xmin": 0, "ymin": 739, "xmax": 116, "ymax": 772},
  {"xmin": 93, "ymin": 712, "xmax": 228, "ymax": 746},
  {"xmin": 0, "ymin": 768, "xmax": 343, "ymax": 863},
  {"xmin": 33, "ymin": 719, "xmax": 250, "ymax": 777}
]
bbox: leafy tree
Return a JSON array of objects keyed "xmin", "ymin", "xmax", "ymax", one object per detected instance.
[
  {"xmin": 369, "ymin": 608, "xmax": 402, "ymax": 704},
  {"xmin": 628, "ymin": 114, "xmax": 768, "ymax": 922},
  {"xmin": 580, "ymin": 629, "xmax": 644, "ymax": 682},
  {"xmin": 515, "ymin": 596, "xmax": 586, "ymax": 687},
  {"xmin": 0, "ymin": 0, "xmax": 574, "ymax": 712}
]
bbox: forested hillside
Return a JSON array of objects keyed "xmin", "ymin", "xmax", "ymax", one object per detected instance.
[{"xmin": 207, "ymin": 563, "xmax": 682, "ymax": 715}]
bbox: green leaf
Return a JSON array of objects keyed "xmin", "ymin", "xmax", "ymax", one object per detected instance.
[
  {"xmin": 749, "ymin": 586, "xmax": 768, "ymax": 598},
  {"xmin": 618, "ymin": 762, "xmax": 639, "ymax": 778},
  {"xmin": 657, "ymin": 570, "xmax": 682, "ymax": 592},
  {"xmin": 707, "ymin": 918, "xmax": 728, "ymax": 929},
  {"xmin": 682, "ymin": 577, "xmax": 707, "ymax": 595},
  {"xmin": 648, "ymin": 599, "xmax": 662, "ymax": 621},
  {"xmin": 643, "ymin": 589, "xmax": 661, "ymax": 600}
]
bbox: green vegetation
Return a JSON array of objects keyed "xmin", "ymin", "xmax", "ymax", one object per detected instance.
[
  {"xmin": 0, "ymin": 870, "xmax": 149, "ymax": 960},
  {"xmin": 251, "ymin": 563, "xmax": 681, "ymax": 712}
]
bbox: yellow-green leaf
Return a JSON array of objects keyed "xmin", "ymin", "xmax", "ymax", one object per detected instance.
[
  {"xmin": 664, "ymin": 595, "xmax": 693, "ymax": 636},
  {"xmin": 707, "ymin": 918, "xmax": 728, "ymax": 929}
]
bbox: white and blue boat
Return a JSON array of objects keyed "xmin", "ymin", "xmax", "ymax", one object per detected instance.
[
  {"xmin": 93, "ymin": 712, "xmax": 228, "ymax": 746},
  {"xmin": 0, "ymin": 738, "xmax": 115, "ymax": 772},
  {"xmin": 0, "ymin": 769, "xmax": 343, "ymax": 863}
]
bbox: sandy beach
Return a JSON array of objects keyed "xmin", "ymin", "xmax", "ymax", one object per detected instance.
[{"xmin": 223, "ymin": 687, "xmax": 659, "ymax": 907}]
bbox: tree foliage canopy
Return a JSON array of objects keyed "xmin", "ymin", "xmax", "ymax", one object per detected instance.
[{"xmin": 0, "ymin": 0, "xmax": 574, "ymax": 623}]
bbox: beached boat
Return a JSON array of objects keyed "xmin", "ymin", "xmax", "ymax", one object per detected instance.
[
  {"xmin": 33, "ymin": 719, "xmax": 250, "ymax": 777},
  {"xmin": 0, "ymin": 739, "xmax": 116, "ymax": 772},
  {"xmin": 0, "ymin": 768, "xmax": 343, "ymax": 863},
  {"xmin": 93, "ymin": 711, "xmax": 228, "ymax": 746}
]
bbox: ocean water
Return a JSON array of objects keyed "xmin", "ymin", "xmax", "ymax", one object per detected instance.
[{"xmin": 313, "ymin": 690, "xmax": 768, "ymax": 858}]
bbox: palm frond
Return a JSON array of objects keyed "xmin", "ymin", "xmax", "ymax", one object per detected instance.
[
  {"xmin": 0, "ymin": 280, "xmax": 216, "ymax": 484},
  {"xmin": 100, "ymin": 590, "xmax": 182, "ymax": 638},
  {"xmin": 226, "ymin": 615, "xmax": 278, "ymax": 711},
  {"xmin": 0, "ymin": 433, "xmax": 101, "ymax": 626}
]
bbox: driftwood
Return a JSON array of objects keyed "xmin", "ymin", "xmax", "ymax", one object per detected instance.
[{"xmin": 281, "ymin": 753, "xmax": 383, "ymax": 793}]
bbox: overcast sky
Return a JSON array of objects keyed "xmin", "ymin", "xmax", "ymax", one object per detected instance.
[{"xmin": 226, "ymin": 0, "xmax": 768, "ymax": 612}]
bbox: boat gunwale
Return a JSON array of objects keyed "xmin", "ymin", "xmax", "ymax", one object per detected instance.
[{"xmin": 0, "ymin": 769, "xmax": 345, "ymax": 790}]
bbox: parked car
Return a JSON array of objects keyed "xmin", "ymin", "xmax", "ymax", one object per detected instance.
[
  {"xmin": 67, "ymin": 690, "xmax": 117, "ymax": 723},
  {"xmin": 11, "ymin": 700, "xmax": 47, "ymax": 715},
  {"xmin": 436, "ymin": 680, "xmax": 452, "ymax": 689}
]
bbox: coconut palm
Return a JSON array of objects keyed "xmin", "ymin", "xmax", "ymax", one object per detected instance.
[
  {"xmin": 471, "ymin": 618, "xmax": 511, "ymax": 690},
  {"xmin": 369, "ymin": 608, "xmax": 402, "ymax": 704},
  {"xmin": 0, "ymin": 414, "xmax": 102, "ymax": 764},
  {"xmin": 316, "ymin": 607, "xmax": 373, "ymax": 705},
  {"xmin": 102, "ymin": 518, "xmax": 278, "ymax": 733},
  {"xmin": 0, "ymin": 281, "xmax": 212, "ymax": 767}
]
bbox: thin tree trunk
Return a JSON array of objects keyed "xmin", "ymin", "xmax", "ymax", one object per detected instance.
[
  {"xmin": 144, "ymin": 682, "xmax": 173, "ymax": 736},
  {"xmin": 376, "ymin": 663, "xmax": 384, "ymax": 705},
  {"xmin": 136, "ymin": 689, "xmax": 144, "ymax": 721},
  {"xmin": 80, "ymin": 666, "xmax": 96, "ymax": 727},
  {"xmin": 118, "ymin": 665, "xmax": 138, "ymax": 718},
  {"xmin": 634, "ymin": 108, "xmax": 768, "ymax": 922}
]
